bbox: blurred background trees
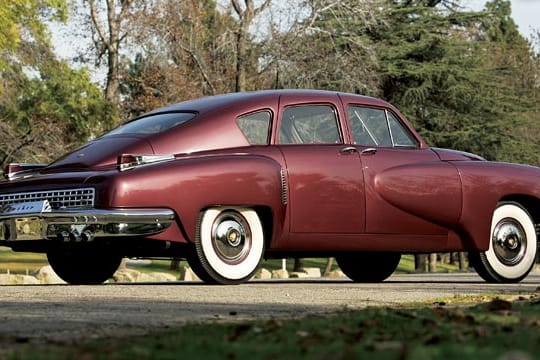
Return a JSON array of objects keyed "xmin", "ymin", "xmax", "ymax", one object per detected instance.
[
  {"xmin": 0, "ymin": 0, "xmax": 538, "ymax": 166},
  {"xmin": 2, "ymin": 0, "xmax": 537, "ymax": 167}
]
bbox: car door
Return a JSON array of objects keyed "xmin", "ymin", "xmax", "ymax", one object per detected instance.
[
  {"xmin": 346, "ymin": 104, "xmax": 459, "ymax": 235},
  {"xmin": 276, "ymin": 97, "xmax": 365, "ymax": 234}
]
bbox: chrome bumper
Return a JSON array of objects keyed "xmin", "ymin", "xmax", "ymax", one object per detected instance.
[{"xmin": 0, "ymin": 202, "xmax": 175, "ymax": 242}]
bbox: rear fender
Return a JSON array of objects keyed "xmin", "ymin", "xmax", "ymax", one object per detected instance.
[{"xmin": 100, "ymin": 154, "xmax": 286, "ymax": 245}]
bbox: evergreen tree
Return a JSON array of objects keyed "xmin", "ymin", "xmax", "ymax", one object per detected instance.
[{"xmin": 373, "ymin": 0, "xmax": 528, "ymax": 161}]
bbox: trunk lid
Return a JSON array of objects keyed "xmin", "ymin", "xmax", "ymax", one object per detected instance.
[{"xmin": 45, "ymin": 136, "xmax": 155, "ymax": 172}]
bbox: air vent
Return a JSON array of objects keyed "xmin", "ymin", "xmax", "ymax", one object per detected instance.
[{"xmin": 280, "ymin": 168, "xmax": 288, "ymax": 205}]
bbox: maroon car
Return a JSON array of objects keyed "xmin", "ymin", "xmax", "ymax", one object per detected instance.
[{"xmin": 0, "ymin": 90, "xmax": 538, "ymax": 284}]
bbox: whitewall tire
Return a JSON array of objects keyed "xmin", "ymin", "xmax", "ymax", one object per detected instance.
[
  {"xmin": 472, "ymin": 202, "xmax": 537, "ymax": 283},
  {"xmin": 194, "ymin": 207, "xmax": 265, "ymax": 284}
]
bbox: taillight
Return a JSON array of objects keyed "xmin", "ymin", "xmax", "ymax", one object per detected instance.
[
  {"xmin": 3, "ymin": 163, "xmax": 45, "ymax": 180},
  {"xmin": 4, "ymin": 164, "xmax": 24, "ymax": 178}
]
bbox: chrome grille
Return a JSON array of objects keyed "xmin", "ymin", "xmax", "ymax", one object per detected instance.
[{"xmin": 0, "ymin": 188, "xmax": 95, "ymax": 209}]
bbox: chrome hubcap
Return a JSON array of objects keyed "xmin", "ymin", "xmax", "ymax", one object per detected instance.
[
  {"xmin": 492, "ymin": 218, "xmax": 527, "ymax": 266},
  {"xmin": 211, "ymin": 211, "xmax": 251, "ymax": 264}
]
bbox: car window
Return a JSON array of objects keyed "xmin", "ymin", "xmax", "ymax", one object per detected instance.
[
  {"xmin": 236, "ymin": 110, "xmax": 271, "ymax": 145},
  {"xmin": 104, "ymin": 112, "xmax": 196, "ymax": 137},
  {"xmin": 279, "ymin": 105, "xmax": 341, "ymax": 144},
  {"xmin": 387, "ymin": 111, "xmax": 418, "ymax": 147},
  {"xmin": 348, "ymin": 106, "xmax": 417, "ymax": 147},
  {"xmin": 348, "ymin": 106, "xmax": 392, "ymax": 146}
]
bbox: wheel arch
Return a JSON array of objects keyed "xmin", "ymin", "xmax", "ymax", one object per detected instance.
[
  {"xmin": 499, "ymin": 195, "xmax": 540, "ymax": 242},
  {"xmin": 470, "ymin": 200, "xmax": 538, "ymax": 282},
  {"xmin": 454, "ymin": 162, "xmax": 540, "ymax": 252}
]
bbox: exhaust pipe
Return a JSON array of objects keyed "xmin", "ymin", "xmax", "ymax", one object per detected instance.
[{"xmin": 57, "ymin": 230, "xmax": 94, "ymax": 242}]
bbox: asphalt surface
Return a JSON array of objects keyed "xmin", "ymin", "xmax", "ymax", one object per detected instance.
[{"xmin": 0, "ymin": 273, "xmax": 538, "ymax": 343}]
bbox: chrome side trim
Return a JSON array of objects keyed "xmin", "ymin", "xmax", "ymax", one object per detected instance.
[
  {"xmin": 118, "ymin": 154, "xmax": 175, "ymax": 171},
  {"xmin": 0, "ymin": 207, "xmax": 175, "ymax": 242}
]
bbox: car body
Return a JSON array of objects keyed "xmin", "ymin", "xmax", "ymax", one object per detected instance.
[{"xmin": 0, "ymin": 89, "xmax": 538, "ymax": 284}]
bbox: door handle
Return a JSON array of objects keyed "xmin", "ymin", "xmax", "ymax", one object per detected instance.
[
  {"xmin": 339, "ymin": 146, "xmax": 358, "ymax": 155},
  {"xmin": 361, "ymin": 148, "xmax": 377, "ymax": 155}
]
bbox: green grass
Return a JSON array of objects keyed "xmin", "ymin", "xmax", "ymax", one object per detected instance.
[
  {"xmin": 126, "ymin": 255, "xmax": 463, "ymax": 277},
  {"xmin": 0, "ymin": 247, "xmax": 48, "ymax": 274},
  {"xmin": 4, "ymin": 295, "xmax": 539, "ymax": 360},
  {"xmin": 0, "ymin": 247, "xmax": 461, "ymax": 277}
]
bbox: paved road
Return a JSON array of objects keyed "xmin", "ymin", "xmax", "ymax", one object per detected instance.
[{"xmin": 0, "ymin": 273, "xmax": 538, "ymax": 342}]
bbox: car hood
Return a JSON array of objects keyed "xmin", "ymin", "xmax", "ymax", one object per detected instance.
[{"xmin": 45, "ymin": 136, "xmax": 154, "ymax": 172}]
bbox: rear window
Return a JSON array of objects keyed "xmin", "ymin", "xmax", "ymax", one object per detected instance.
[
  {"xmin": 236, "ymin": 110, "xmax": 271, "ymax": 145},
  {"xmin": 104, "ymin": 112, "xmax": 196, "ymax": 136}
]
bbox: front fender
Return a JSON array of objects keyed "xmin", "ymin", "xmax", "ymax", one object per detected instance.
[{"xmin": 455, "ymin": 161, "xmax": 540, "ymax": 251}]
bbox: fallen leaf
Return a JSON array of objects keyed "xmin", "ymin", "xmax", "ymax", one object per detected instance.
[
  {"xmin": 297, "ymin": 334, "xmax": 325, "ymax": 348},
  {"xmin": 485, "ymin": 298, "xmax": 512, "ymax": 312},
  {"xmin": 372, "ymin": 341, "xmax": 404, "ymax": 351},
  {"xmin": 497, "ymin": 350, "xmax": 534, "ymax": 360}
]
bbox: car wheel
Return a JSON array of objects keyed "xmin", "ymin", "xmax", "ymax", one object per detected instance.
[
  {"xmin": 186, "ymin": 245, "xmax": 219, "ymax": 284},
  {"xmin": 336, "ymin": 252, "xmax": 401, "ymax": 282},
  {"xmin": 470, "ymin": 202, "xmax": 537, "ymax": 283},
  {"xmin": 47, "ymin": 247, "xmax": 123, "ymax": 285},
  {"xmin": 193, "ymin": 207, "xmax": 265, "ymax": 285}
]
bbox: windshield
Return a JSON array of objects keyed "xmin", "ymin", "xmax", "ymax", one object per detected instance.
[{"xmin": 104, "ymin": 112, "xmax": 196, "ymax": 137}]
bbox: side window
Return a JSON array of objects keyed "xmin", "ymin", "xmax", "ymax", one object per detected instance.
[
  {"xmin": 279, "ymin": 105, "xmax": 341, "ymax": 144},
  {"xmin": 387, "ymin": 111, "xmax": 418, "ymax": 147},
  {"xmin": 348, "ymin": 106, "xmax": 392, "ymax": 146},
  {"xmin": 348, "ymin": 106, "xmax": 418, "ymax": 148},
  {"xmin": 236, "ymin": 110, "xmax": 271, "ymax": 145}
]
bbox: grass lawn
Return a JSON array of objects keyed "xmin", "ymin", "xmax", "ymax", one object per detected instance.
[
  {"xmin": 0, "ymin": 247, "xmax": 48, "ymax": 274},
  {"xmin": 0, "ymin": 247, "xmax": 463, "ymax": 277},
  {"xmin": 4, "ymin": 295, "xmax": 539, "ymax": 359}
]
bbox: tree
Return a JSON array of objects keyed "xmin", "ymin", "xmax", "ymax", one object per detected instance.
[
  {"xmin": 0, "ymin": 50, "xmax": 117, "ymax": 167},
  {"xmin": 477, "ymin": 0, "xmax": 540, "ymax": 165},
  {"xmin": 0, "ymin": 0, "xmax": 66, "ymax": 51},
  {"xmin": 231, "ymin": 0, "xmax": 271, "ymax": 92},
  {"xmin": 0, "ymin": 0, "xmax": 116, "ymax": 167},
  {"xmin": 120, "ymin": 1, "xmax": 269, "ymax": 117},
  {"xmin": 367, "ymin": 1, "xmax": 531, "ymax": 163},
  {"xmin": 78, "ymin": 0, "xmax": 145, "ymax": 105},
  {"xmin": 0, "ymin": 0, "xmax": 66, "ymax": 79},
  {"xmin": 119, "ymin": 1, "xmax": 227, "ymax": 117},
  {"xmin": 264, "ymin": 0, "xmax": 382, "ymax": 93}
]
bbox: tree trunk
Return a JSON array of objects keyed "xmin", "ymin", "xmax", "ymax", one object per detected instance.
[
  {"xmin": 293, "ymin": 258, "xmax": 305, "ymax": 272},
  {"xmin": 105, "ymin": 42, "xmax": 119, "ymax": 104},
  {"xmin": 323, "ymin": 257, "xmax": 334, "ymax": 277},
  {"xmin": 415, "ymin": 254, "xmax": 427, "ymax": 273},
  {"xmin": 231, "ymin": 0, "xmax": 270, "ymax": 92},
  {"xmin": 86, "ymin": 0, "xmax": 127, "ymax": 106},
  {"xmin": 428, "ymin": 253, "xmax": 437, "ymax": 273},
  {"xmin": 459, "ymin": 252, "xmax": 467, "ymax": 270}
]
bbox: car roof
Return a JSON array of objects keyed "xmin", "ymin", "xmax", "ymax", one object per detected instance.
[{"xmin": 144, "ymin": 89, "xmax": 391, "ymax": 116}]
